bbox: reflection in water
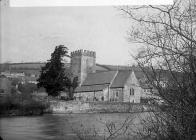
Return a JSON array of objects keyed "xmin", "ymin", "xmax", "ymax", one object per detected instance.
[
  {"xmin": 0, "ymin": 113, "xmax": 142, "ymax": 140},
  {"xmin": 0, "ymin": 114, "xmax": 78, "ymax": 140}
]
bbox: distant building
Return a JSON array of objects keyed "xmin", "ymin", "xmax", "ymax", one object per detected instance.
[
  {"xmin": 1, "ymin": 71, "xmax": 25, "ymax": 78},
  {"xmin": 0, "ymin": 75, "xmax": 12, "ymax": 95},
  {"xmin": 0, "ymin": 64, "xmax": 41, "ymax": 84},
  {"xmin": 32, "ymin": 87, "xmax": 48, "ymax": 99}
]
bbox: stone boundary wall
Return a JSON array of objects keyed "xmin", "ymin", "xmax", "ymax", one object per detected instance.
[
  {"xmin": 88, "ymin": 102, "xmax": 146, "ymax": 113},
  {"xmin": 49, "ymin": 101, "xmax": 154, "ymax": 113}
]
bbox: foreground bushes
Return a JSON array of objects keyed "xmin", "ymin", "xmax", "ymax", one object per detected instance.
[{"xmin": 0, "ymin": 93, "xmax": 49, "ymax": 116}]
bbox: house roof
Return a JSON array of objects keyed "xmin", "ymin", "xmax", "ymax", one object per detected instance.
[
  {"xmin": 82, "ymin": 71, "xmax": 117, "ymax": 86},
  {"xmin": 111, "ymin": 70, "xmax": 132, "ymax": 88},
  {"xmin": 24, "ymin": 76, "xmax": 38, "ymax": 82},
  {"xmin": 75, "ymin": 84, "xmax": 108, "ymax": 92}
]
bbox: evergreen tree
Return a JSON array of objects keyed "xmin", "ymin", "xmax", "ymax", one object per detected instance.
[{"xmin": 37, "ymin": 45, "xmax": 78, "ymax": 97}]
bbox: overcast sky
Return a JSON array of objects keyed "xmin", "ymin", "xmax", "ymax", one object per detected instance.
[{"xmin": 0, "ymin": 2, "xmax": 140, "ymax": 65}]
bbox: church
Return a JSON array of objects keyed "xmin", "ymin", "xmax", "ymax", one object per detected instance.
[
  {"xmin": 71, "ymin": 49, "xmax": 151, "ymax": 103},
  {"xmin": 0, "ymin": 49, "xmax": 161, "ymax": 103}
]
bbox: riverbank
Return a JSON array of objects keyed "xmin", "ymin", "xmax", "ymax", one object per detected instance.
[
  {"xmin": 0, "ymin": 112, "xmax": 149, "ymax": 140},
  {"xmin": 0, "ymin": 94, "xmax": 49, "ymax": 117},
  {"xmin": 1, "ymin": 95, "xmax": 155, "ymax": 117},
  {"xmin": 49, "ymin": 100, "xmax": 154, "ymax": 113},
  {"xmin": 0, "ymin": 110, "xmax": 43, "ymax": 117}
]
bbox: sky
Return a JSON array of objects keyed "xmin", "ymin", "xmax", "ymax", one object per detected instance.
[{"xmin": 0, "ymin": 1, "xmax": 140, "ymax": 65}]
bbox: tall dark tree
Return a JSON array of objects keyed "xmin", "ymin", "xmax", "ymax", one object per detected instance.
[
  {"xmin": 37, "ymin": 45, "xmax": 78, "ymax": 97},
  {"xmin": 66, "ymin": 76, "xmax": 78, "ymax": 99}
]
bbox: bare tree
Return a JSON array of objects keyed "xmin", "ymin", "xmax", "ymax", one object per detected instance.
[
  {"xmin": 121, "ymin": 0, "xmax": 196, "ymax": 139},
  {"xmin": 68, "ymin": 114, "xmax": 136, "ymax": 140}
]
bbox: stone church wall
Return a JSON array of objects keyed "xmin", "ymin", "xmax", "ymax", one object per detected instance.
[
  {"xmin": 109, "ymin": 88, "xmax": 123, "ymax": 102},
  {"xmin": 74, "ymin": 90, "xmax": 105, "ymax": 102},
  {"xmin": 49, "ymin": 100, "xmax": 149, "ymax": 113},
  {"xmin": 123, "ymin": 71, "xmax": 141, "ymax": 103}
]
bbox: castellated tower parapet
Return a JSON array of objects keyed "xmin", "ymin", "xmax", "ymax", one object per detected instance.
[
  {"xmin": 71, "ymin": 49, "xmax": 96, "ymax": 86},
  {"xmin": 71, "ymin": 49, "xmax": 96, "ymax": 58}
]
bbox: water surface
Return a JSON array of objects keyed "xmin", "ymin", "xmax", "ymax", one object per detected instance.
[{"xmin": 0, "ymin": 113, "xmax": 145, "ymax": 140}]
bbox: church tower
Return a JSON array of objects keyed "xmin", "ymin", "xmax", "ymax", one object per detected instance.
[{"xmin": 71, "ymin": 50, "xmax": 96, "ymax": 85}]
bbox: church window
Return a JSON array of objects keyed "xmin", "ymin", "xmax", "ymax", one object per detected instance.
[
  {"xmin": 130, "ymin": 88, "xmax": 134, "ymax": 95},
  {"xmin": 116, "ymin": 91, "xmax": 118, "ymax": 97}
]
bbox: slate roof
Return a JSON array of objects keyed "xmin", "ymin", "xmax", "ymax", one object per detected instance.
[
  {"xmin": 82, "ymin": 71, "xmax": 117, "ymax": 86},
  {"xmin": 75, "ymin": 70, "xmax": 133, "ymax": 93},
  {"xmin": 75, "ymin": 84, "xmax": 109, "ymax": 92},
  {"xmin": 98, "ymin": 64, "xmax": 131, "ymax": 71},
  {"xmin": 110, "ymin": 70, "xmax": 132, "ymax": 88},
  {"xmin": 24, "ymin": 76, "xmax": 38, "ymax": 82}
]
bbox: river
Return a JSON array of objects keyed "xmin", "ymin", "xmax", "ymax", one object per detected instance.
[{"xmin": 0, "ymin": 113, "xmax": 148, "ymax": 140}]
